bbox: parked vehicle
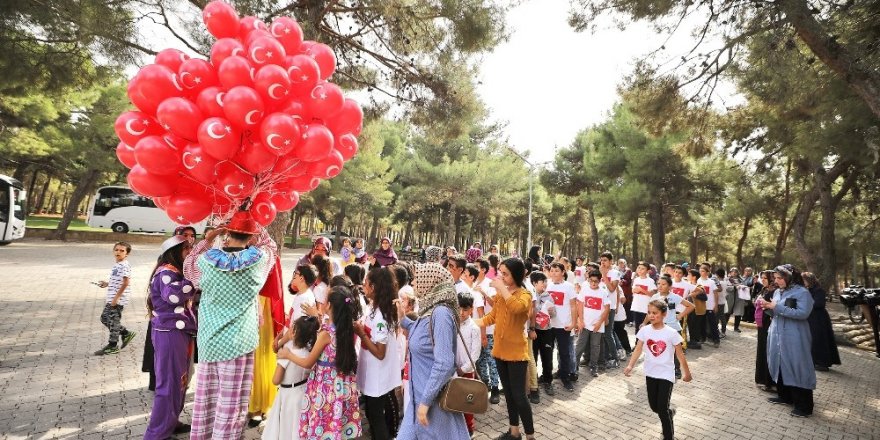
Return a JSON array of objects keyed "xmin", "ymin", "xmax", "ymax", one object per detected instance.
[
  {"xmin": 87, "ymin": 185, "xmax": 206, "ymax": 234},
  {"xmin": 0, "ymin": 175, "xmax": 26, "ymax": 245}
]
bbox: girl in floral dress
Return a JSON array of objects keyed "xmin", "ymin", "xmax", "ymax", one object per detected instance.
[{"xmin": 278, "ymin": 286, "xmax": 362, "ymax": 439}]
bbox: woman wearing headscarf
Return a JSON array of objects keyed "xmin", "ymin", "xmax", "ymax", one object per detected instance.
[
  {"xmin": 802, "ymin": 272, "xmax": 841, "ymax": 372},
  {"xmin": 423, "ymin": 245, "xmax": 442, "ymax": 264},
  {"xmin": 763, "ymin": 264, "xmax": 816, "ymax": 417},
  {"xmin": 474, "ymin": 258, "xmax": 535, "ymax": 440},
  {"xmin": 754, "ymin": 270, "xmax": 776, "ymax": 392},
  {"xmin": 724, "ymin": 268, "xmax": 746, "ymax": 334},
  {"xmin": 466, "ymin": 242, "xmax": 483, "ymax": 264},
  {"xmin": 396, "ymin": 263, "xmax": 469, "ymax": 440},
  {"xmin": 372, "ymin": 237, "xmax": 399, "ymax": 267},
  {"xmin": 297, "ymin": 237, "xmax": 341, "ymax": 275}
]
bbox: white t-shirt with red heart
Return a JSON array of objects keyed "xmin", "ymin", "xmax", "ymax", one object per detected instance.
[
  {"xmin": 546, "ymin": 280, "xmax": 577, "ymax": 329},
  {"xmin": 636, "ymin": 324, "xmax": 683, "ymax": 382}
]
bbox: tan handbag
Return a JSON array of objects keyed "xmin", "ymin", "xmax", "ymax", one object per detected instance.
[{"xmin": 428, "ymin": 311, "xmax": 489, "ymax": 414}]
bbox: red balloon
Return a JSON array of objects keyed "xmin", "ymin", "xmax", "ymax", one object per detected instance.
[
  {"xmin": 216, "ymin": 162, "xmax": 255, "ymax": 199},
  {"xmin": 218, "ymin": 55, "xmax": 255, "ymax": 89},
  {"xmin": 114, "ymin": 111, "xmax": 162, "ymax": 147},
  {"xmin": 285, "ymin": 55, "xmax": 320, "ymax": 96},
  {"xmin": 162, "ymin": 133, "xmax": 189, "ymax": 150},
  {"xmin": 223, "ymin": 86, "xmax": 265, "ymax": 129},
  {"xmin": 254, "ymin": 65, "xmax": 291, "ymax": 103},
  {"xmin": 178, "ymin": 59, "xmax": 218, "ymax": 95},
  {"xmin": 134, "ymin": 135, "xmax": 181, "ymax": 176},
  {"xmin": 116, "ymin": 142, "xmax": 137, "ymax": 169},
  {"xmin": 127, "ymin": 80, "xmax": 158, "ymax": 115},
  {"xmin": 248, "ymin": 36, "xmax": 286, "ymax": 67},
  {"xmin": 235, "ymin": 140, "xmax": 277, "ymax": 174},
  {"xmin": 136, "ymin": 64, "xmax": 185, "ymax": 101},
  {"xmin": 296, "ymin": 124, "xmax": 334, "ymax": 162},
  {"xmin": 197, "ymin": 117, "xmax": 242, "ymax": 160},
  {"xmin": 244, "ymin": 29, "xmax": 273, "ymax": 47},
  {"xmin": 203, "ymin": 1, "xmax": 240, "ymax": 39},
  {"xmin": 210, "ymin": 38, "xmax": 245, "ymax": 67},
  {"xmin": 287, "ymin": 173, "xmax": 322, "ymax": 192},
  {"xmin": 308, "ymin": 149, "xmax": 344, "ymax": 179},
  {"xmin": 269, "ymin": 188, "xmax": 299, "ymax": 211},
  {"xmin": 239, "ymin": 16, "xmax": 268, "ymax": 41},
  {"xmin": 249, "ymin": 192, "xmax": 277, "ymax": 226},
  {"xmin": 166, "ymin": 192, "xmax": 213, "ymax": 225},
  {"xmin": 307, "ymin": 82, "xmax": 344, "ymax": 119},
  {"xmin": 196, "ymin": 86, "xmax": 226, "ymax": 118},
  {"xmin": 326, "ymin": 99, "xmax": 363, "ymax": 136},
  {"xmin": 271, "ymin": 17, "xmax": 304, "ymax": 54},
  {"xmin": 155, "ymin": 48, "xmax": 190, "ymax": 72},
  {"xmin": 335, "ymin": 133, "xmax": 359, "ymax": 161},
  {"xmin": 260, "ymin": 113, "xmax": 301, "ymax": 156},
  {"xmin": 270, "ymin": 154, "xmax": 304, "ymax": 177},
  {"xmin": 156, "ymin": 97, "xmax": 204, "ymax": 141},
  {"xmin": 128, "ymin": 165, "xmax": 178, "ymax": 197},
  {"xmin": 304, "ymin": 43, "xmax": 336, "ymax": 80},
  {"xmin": 181, "ymin": 143, "xmax": 220, "ymax": 184},
  {"xmin": 154, "ymin": 196, "xmax": 171, "ymax": 210},
  {"xmin": 280, "ymin": 99, "xmax": 313, "ymax": 124}
]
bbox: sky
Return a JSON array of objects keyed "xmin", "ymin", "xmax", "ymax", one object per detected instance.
[{"xmin": 475, "ymin": 0, "xmax": 720, "ymax": 164}]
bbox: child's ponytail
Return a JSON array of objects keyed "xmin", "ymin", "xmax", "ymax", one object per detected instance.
[{"xmin": 328, "ymin": 286, "xmax": 358, "ymax": 375}]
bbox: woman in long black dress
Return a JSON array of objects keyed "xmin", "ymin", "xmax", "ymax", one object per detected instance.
[
  {"xmin": 802, "ymin": 272, "xmax": 841, "ymax": 371},
  {"xmin": 754, "ymin": 270, "xmax": 775, "ymax": 391}
]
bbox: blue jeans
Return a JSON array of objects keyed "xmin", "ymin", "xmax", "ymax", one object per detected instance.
[
  {"xmin": 551, "ymin": 328, "xmax": 574, "ymax": 380},
  {"xmin": 477, "ymin": 334, "xmax": 500, "ymax": 388}
]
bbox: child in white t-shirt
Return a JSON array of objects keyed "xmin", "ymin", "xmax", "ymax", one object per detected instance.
[
  {"xmin": 262, "ymin": 316, "xmax": 319, "ymax": 440},
  {"xmin": 95, "ymin": 242, "xmax": 135, "ymax": 355},
  {"xmin": 546, "ymin": 262, "xmax": 578, "ymax": 390},
  {"xmin": 631, "ymin": 262, "xmax": 658, "ymax": 333},
  {"xmin": 575, "ymin": 271, "xmax": 610, "ymax": 376},
  {"xmin": 275, "ymin": 265, "xmax": 319, "ymax": 351},
  {"xmin": 455, "ymin": 292, "xmax": 482, "ymax": 435},
  {"xmin": 624, "ymin": 300, "xmax": 693, "ymax": 440},
  {"xmin": 573, "ymin": 257, "xmax": 587, "ymax": 285}
]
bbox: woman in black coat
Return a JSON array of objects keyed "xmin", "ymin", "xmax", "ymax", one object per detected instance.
[
  {"xmin": 754, "ymin": 271, "xmax": 775, "ymax": 391},
  {"xmin": 803, "ymin": 272, "xmax": 841, "ymax": 371}
]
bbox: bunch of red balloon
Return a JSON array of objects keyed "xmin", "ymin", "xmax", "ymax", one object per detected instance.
[{"xmin": 113, "ymin": 0, "xmax": 362, "ymax": 226}]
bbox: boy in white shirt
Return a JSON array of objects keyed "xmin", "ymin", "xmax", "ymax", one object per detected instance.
[
  {"xmin": 671, "ymin": 266, "xmax": 698, "ymax": 349},
  {"xmin": 573, "ymin": 257, "xmax": 587, "ymax": 285},
  {"xmin": 95, "ymin": 242, "xmax": 135, "ymax": 355},
  {"xmin": 275, "ymin": 264, "xmax": 318, "ymax": 351},
  {"xmin": 473, "ymin": 258, "xmax": 500, "ymax": 403},
  {"xmin": 546, "ymin": 262, "xmax": 578, "ymax": 391},
  {"xmin": 575, "ymin": 271, "xmax": 610, "ymax": 377},
  {"xmin": 631, "ymin": 261, "xmax": 658, "ymax": 333},
  {"xmin": 698, "ymin": 263, "xmax": 722, "ymax": 347},
  {"xmin": 599, "ymin": 252, "xmax": 622, "ymax": 367},
  {"xmin": 446, "ymin": 254, "xmax": 470, "ymax": 295},
  {"xmin": 456, "ymin": 292, "xmax": 482, "ymax": 436},
  {"xmin": 530, "ymin": 271, "xmax": 556, "ymax": 396}
]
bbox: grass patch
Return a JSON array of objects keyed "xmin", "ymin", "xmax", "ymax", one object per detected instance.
[{"xmin": 26, "ymin": 215, "xmax": 108, "ymax": 232}]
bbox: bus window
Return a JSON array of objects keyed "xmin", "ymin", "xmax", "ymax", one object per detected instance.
[
  {"xmin": 0, "ymin": 185, "xmax": 8, "ymax": 223},
  {"xmin": 12, "ymin": 188, "xmax": 25, "ymax": 220}
]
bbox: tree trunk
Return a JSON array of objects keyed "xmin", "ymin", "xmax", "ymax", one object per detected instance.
[
  {"xmin": 587, "ymin": 206, "xmax": 599, "ymax": 261},
  {"xmin": 791, "ymin": 160, "xmax": 851, "ymax": 276},
  {"xmin": 26, "ymin": 168, "xmax": 39, "ymax": 214},
  {"xmin": 863, "ymin": 252, "xmax": 871, "ymax": 287},
  {"xmin": 631, "ymin": 216, "xmax": 639, "ymax": 262},
  {"xmin": 736, "ymin": 215, "xmax": 751, "ymax": 270},
  {"xmin": 11, "ymin": 163, "xmax": 29, "ymax": 182},
  {"xmin": 368, "ymin": 215, "xmax": 380, "ymax": 251},
  {"xmin": 649, "ymin": 201, "xmax": 665, "ymax": 265},
  {"xmin": 35, "ymin": 174, "xmax": 52, "ymax": 215},
  {"xmin": 779, "ymin": 0, "xmax": 880, "ymax": 119},
  {"xmin": 815, "ymin": 171, "xmax": 857, "ymax": 295},
  {"xmin": 774, "ymin": 159, "xmax": 792, "ymax": 265},
  {"xmin": 267, "ymin": 211, "xmax": 291, "ymax": 254},
  {"xmin": 50, "ymin": 169, "xmax": 101, "ymax": 240}
]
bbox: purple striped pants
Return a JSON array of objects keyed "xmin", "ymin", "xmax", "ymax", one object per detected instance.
[{"xmin": 190, "ymin": 352, "xmax": 255, "ymax": 440}]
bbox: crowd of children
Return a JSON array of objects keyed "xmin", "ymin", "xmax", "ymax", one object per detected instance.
[{"xmin": 97, "ymin": 229, "xmax": 826, "ymax": 440}]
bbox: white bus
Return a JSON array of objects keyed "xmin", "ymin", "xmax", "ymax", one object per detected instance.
[
  {"xmin": 87, "ymin": 185, "xmax": 206, "ymax": 234},
  {"xmin": 0, "ymin": 175, "xmax": 27, "ymax": 245}
]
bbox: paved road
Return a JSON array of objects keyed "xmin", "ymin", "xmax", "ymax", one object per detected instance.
[{"xmin": 1, "ymin": 238, "xmax": 878, "ymax": 439}]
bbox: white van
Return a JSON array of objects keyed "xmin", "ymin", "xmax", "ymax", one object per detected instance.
[{"xmin": 0, "ymin": 175, "xmax": 26, "ymax": 245}]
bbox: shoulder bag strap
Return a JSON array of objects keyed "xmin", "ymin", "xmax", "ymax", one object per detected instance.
[{"xmin": 427, "ymin": 307, "xmax": 482, "ymax": 381}]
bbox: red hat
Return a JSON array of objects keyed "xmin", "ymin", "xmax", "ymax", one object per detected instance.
[{"xmin": 225, "ymin": 210, "xmax": 260, "ymax": 235}]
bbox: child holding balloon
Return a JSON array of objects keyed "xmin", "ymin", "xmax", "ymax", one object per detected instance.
[{"xmin": 624, "ymin": 300, "xmax": 692, "ymax": 440}]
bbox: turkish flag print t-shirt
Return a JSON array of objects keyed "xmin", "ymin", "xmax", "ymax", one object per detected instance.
[
  {"xmin": 577, "ymin": 285, "xmax": 609, "ymax": 333},
  {"xmin": 636, "ymin": 324, "xmax": 683, "ymax": 382},
  {"xmin": 546, "ymin": 280, "xmax": 576, "ymax": 329}
]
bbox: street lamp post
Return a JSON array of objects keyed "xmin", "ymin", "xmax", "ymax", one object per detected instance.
[{"xmin": 506, "ymin": 146, "xmax": 550, "ymax": 255}]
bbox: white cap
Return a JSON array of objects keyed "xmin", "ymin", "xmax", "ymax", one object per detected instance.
[{"xmin": 161, "ymin": 235, "xmax": 188, "ymax": 254}]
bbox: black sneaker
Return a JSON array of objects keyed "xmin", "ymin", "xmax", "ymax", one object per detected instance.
[
  {"xmin": 790, "ymin": 408, "xmax": 811, "ymax": 418},
  {"xmin": 490, "ymin": 387, "xmax": 501, "ymax": 404},
  {"xmin": 494, "ymin": 432, "xmax": 522, "ymax": 440},
  {"xmin": 767, "ymin": 397, "xmax": 790, "ymax": 405},
  {"xmin": 569, "ymin": 373, "xmax": 579, "ymax": 382},
  {"xmin": 174, "ymin": 423, "xmax": 192, "ymax": 433},
  {"xmin": 562, "ymin": 381, "xmax": 574, "ymax": 391},
  {"xmin": 543, "ymin": 382, "xmax": 555, "ymax": 396},
  {"xmin": 528, "ymin": 390, "xmax": 540, "ymax": 404},
  {"xmin": 94, "ymin": 344, "xmax": 119, "ymax": 355},
  {"xmin": 689, "ymin": 342, "xmax": 703, "ymax": 350},
  {"xmin": 590, "ymin": 367, "xmax": 598, "ymax": 378},
  {"xmin": 121, "ymin": 331, "xmax": 137, "ymax": 349}
]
